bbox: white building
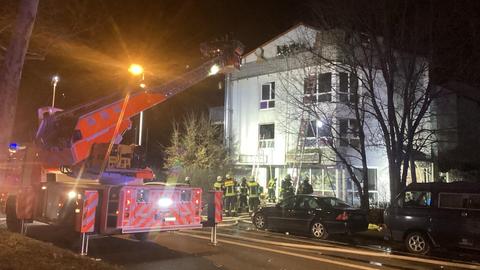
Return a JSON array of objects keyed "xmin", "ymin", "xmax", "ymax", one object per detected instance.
[{"xmin": 223, "ymin": 23, "xmax": 432, "ymax": 206}]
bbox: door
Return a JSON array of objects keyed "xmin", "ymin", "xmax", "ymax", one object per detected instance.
[
  {"xmin": 267, "ymin": 196, "xmax": 296, "ymax": 230},
  {"xmin": 284, "ymin": 196, "xmax": 319, "ymax": 233},
  {"xmin": 389, "ymin": 190, "xmax": 432, "ymax": 241},
  {"xmin": 466, "ymin": 194, "xmax": 480, "ymax": 249},
  {"xmin": 431, "ymin": 192, "xmax": 467, "ymax": 248}
]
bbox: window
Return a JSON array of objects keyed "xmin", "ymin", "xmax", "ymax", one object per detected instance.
[
  {"xmin": 303, "ymin": 73, "xmax": 332, "ymax": 103},
  {"xmin": 404, "ymin": 191, "xmax": 431, "ymax": 208},
  {"xmin": 259, "ymin": 124, "xmax": 274, "ymax": 148},
  {"xmin": 469, "ymin": 195, "xmax": 480, "ymax": 210},
  {"xmin": 296, "ymin": 196, "xmax": 320, "ymax": 209},
  {"xmin": 338, "ymin": 118, "xmax": 359, "ymax": 147},
  {"xmin": 319, "ymin": 197, "xmax": 351, "ymax": 208},
  {"xmin": 306, "ymin": 120, "xmax": 331, "ymax": 138},
  {"xmin": 279, "ymin": 196, "xmax": 296, "ymax": 208},
  {"xmin": 339, "ymin": 72, "xmax": 358, "ymax": 103},
  {"xmin": 439, "ymin": 193, "xmax": 468, "ymax": 209},
  {"xmin": 260, "ymin": 82, "xmax": 275, "ymax": 109}
]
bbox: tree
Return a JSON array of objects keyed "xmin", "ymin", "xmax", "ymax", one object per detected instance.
[
  {"xmin": 276, "ymin": 29, "xmax": 373, "ymax": 210},
  {"xmin": 164, "ymin": 113, "xmax": 231, "ymax": 190},
  {"xmin": 0, "ymin": 0, "xmax": 39, "ymax": 161},
  {"xmin": 309, "ymin": 0, "xmax": 439, "ymax": 202}
]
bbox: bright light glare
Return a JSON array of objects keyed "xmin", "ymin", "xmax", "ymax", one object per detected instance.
[
  {"xmin": 316, "ymin": 120, "xmax": 323, "ymax": 128},
  {"xmin": 67, "ymin": 191, "xmax": 77, "ymax": 200},
  {"xmin": 128, "ymin": 64, "xmax": 144, "ymax": 76},
  {"xmin": 209, "ymin": 64, "xmax": 220, "ymax": 76},
  {"xmin": 139, "ymin": 83, "xmax": 146, "ymax": 88},
  {"xmin": 52, "ymin": 75, "xmax": 60, "ymax": 83},
  {"xmin": 157, "ymin": 198, "xmax": 173, "ymax": 208}
]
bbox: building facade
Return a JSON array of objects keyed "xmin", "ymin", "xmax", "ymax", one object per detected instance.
[{"xmin": 224, "ymin": 24, "xmax": 433, "ymax": 206}]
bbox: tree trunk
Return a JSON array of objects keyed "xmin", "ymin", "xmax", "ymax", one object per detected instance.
[{"xmin": 0, "ymin": 0, "xmax": 39, "ymax": 161}]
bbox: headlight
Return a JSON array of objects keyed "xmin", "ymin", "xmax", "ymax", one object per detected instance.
[
  {"xmin": 157, "ymin": 198, "xmax": 173, "ymax": 208},
  {"xmin": 67, "ymin": 191, "xmax": 77, "ymax": 200}
]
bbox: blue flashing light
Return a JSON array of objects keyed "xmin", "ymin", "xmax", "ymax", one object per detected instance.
[{"xmin": 9, "ymin": 142, "xmax": 18, "ymax": 150}]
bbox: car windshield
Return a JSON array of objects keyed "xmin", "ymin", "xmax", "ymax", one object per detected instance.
[{"xmin": 319, "ymin": 197, "xmax": 352, "ymax": 208}]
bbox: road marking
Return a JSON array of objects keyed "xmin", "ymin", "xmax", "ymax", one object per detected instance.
[
  {"xmin": 177, "ymin": 232, "xmax": 378, "ymax": 270},
  {"xmin": 188, "ymin": 230, "xmax": 480, "ymax": 269}
]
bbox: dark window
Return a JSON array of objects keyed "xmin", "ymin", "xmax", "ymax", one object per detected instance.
[
  {"xmin": 296, "ymin": 196, "xmax": 320, "ymax": 209},
  {"xmin": 339, "ymin": 119, "xmax": 348, "ymax": 137},
  {"xmin": 259, "ymin": 124, "xmax": 275, "ymax": 148},
  {"xmin": 318, "ymin": 73, "xmax": 332, "ymax": 93},
  {"xmin": 136, "ymin": 189, "xmax": 149, "ymax": 203},
  {"xmin": 306, "ymin": 121, "xmax": 316, "ymax": 138},
  {"xmin": 280, "ymin": 196, "xmax": 296, "ymax": 208},
  {"xmin": 319, "ymin": 197, "xmax": 351, "ymax": 208},
  {"xmin": 339, "ymin": 72, "xmax": 349, "ymax": 103},
  {"xmin": 439, "ymin": 193, "xmax": 468, "ymax": 209},
  {"xmin": 339, "ymin": 73, "xmax": 359, "ymax": 103},
  {"xmin": 180, "ymin": 190, "xmax": 192, "ymax": 202},
  {"xmin": 404, "ymin": 191, "xmax": 431, "ymax": 208},
  {"xmin": 350, "ymin": 73, "xmax": 358, "ymax": 102},
  {"xmin": 469, "ymin": 195, "xmax": 480, "ymax": 210},
  {"xmin": 260, "ymin": 82, "xmax": 275, "ymax": 109},
  {"xmin": 304, "ymin": 73, "xmax": 331, "ymax": 103}
]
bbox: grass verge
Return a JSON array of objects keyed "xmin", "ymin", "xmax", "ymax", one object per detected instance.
[{"xmin": 0, "ymin": 229, "xmax": 120, "ymax": 270}]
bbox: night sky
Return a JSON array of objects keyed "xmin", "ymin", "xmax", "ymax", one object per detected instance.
[{"xmin": 4, "ymin": 0, "xmax": 480, "ymax": 166}]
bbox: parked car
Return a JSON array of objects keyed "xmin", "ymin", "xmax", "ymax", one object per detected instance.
[
  {"xmin": 384, "ymin": 181, "xmax": 480, "ymax": 255},
  {"xmin": 252, "ymin": 195, "xmax": 368, "ymax": 239}
]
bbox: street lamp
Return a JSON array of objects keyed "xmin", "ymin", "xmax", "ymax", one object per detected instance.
[
  {"xmin": 128, "ymin": 64, "xmax": 145, "ymax": 146},
  {"xmin": 51, "ymin": 75, "xmax": 60, "ymax": 109}
]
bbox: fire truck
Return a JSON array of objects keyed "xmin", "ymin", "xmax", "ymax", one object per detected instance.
[{"xmin": 0, "ymin": 40, "xmax": 242, "ymax": 245}]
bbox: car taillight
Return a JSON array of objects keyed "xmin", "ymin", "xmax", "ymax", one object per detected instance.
[{"xmin": 336, "ymin": 211, "xmax": 349, "ymax": 221}]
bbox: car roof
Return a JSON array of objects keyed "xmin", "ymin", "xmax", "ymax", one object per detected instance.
[{"xmin": 406, "ymin": 181, "xmax": 480, "ymax": 193}]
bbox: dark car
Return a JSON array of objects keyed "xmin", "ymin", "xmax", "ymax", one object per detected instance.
[
  {"xmin": 384, "ymin": 181, "xmax": 480, "ymax": 255},
  {"xmin": 252, "ymin": 195, "xmax": 368, "ymax": 239}
]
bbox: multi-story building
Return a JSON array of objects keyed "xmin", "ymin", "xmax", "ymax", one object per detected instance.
[{"xmin": 223, "ymin": 23, "xmax": 433, "ymax": 205}]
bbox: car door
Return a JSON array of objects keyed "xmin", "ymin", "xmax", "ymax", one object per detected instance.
[
  {"xmin": 284, "ymin": 196, "xmax": 319, "ymax": 233},
  {"xmin": 465, "ymin": 194, "xmax": 480, "ymax": 249},
  {"xmin": 388, "ymin": 189, "xmax": 432, "ymax": 242},
  {"xmin": 268, "ymin": 196, "xmax": 296, "ymax": 230},
  {"xmin": 431, "ymin": 192, "xmax": 468, "ymax": 248}
]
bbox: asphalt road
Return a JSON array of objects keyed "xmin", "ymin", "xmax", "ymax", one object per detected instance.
[{"xmin": 3, "ymin": 215, "xmax": 480, "ymax": 270}]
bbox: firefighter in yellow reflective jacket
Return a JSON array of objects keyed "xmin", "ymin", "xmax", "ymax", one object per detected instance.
[
  {"xmin": 247, "ymin": 176, "xmax": 260, "ymax": 213},
  {"xmin": 213, "ymin": 176, "xmax": 223, "ymax": 192},
  {"xmin": 224, "ymin": 174, "xmax": 238, "ymax": 217},
  {"xmin": 267, "ymin": 178, "xmax": 276, "ymax": 203}
]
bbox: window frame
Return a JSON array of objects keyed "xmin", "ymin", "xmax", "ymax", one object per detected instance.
[
  {"xmin": 338, "ymin": 72, "xmax": 358, "ymax": 103},
  {"xmin": 259, "ymin": 123, "xmax": 275, "ymax": 148},
  {"xmin": 303, "ymin": 72, "xmax": 332, "ymax": 103},
  {"xmin": 260, "ymin": 82, "xmax": 275, "ymax": 110}
]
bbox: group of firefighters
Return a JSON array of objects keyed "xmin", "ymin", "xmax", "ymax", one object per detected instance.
[{"xmin": 210, "ymin": 173, "xmax": 314, "ymax": 217}]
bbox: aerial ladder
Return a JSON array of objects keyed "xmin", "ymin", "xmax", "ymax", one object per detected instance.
[{"xmin": 1, "ymin": 40, "xmax": 243, "ymax": 251}]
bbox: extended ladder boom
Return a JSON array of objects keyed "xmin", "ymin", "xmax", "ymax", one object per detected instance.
[{"xmin": 35, "ymin": 40, "xmax": 243, "ymax": 167}]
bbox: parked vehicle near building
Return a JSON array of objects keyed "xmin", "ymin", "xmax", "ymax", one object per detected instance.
[
  {"xmin": 384, "ymin": 181, "xmax": 480, "ymax": 255},
  {"xmin": 253, "ymin": 194, "xmax": 368, "ymax": 239}
]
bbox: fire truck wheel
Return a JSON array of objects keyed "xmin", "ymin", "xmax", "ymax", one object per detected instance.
[
  {"xmin": 6, "ymin": 196, "xmax": 21, "ymax": 233},
  {"xmin": 132, "ymin": 232, "xmax": 149, "ymax": 242}
]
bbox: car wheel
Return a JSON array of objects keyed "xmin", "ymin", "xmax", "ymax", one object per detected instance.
[
  {"xmin": 311, "ymin": 221, "xmax": 328, "ymax": 240},
  {"xmin": 253, "ymin": 213, "xmax": 267, "ymax": 230},
  {"xmin": 6, "ymin": 196, "xmax": 21, "ymax": 233},
  {"xmin": 405, "ymin": 232, "xmax": 431, "ymax": 255}
]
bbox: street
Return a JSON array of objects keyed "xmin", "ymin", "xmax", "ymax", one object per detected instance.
[{"xmin": 6, "ymin": 215, "xmax": 479, "ymax": 270}]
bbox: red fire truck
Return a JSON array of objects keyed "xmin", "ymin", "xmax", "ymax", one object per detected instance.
[{"xmin": 0, "ymin": 40, "xmax": 241, "ymax": 245}]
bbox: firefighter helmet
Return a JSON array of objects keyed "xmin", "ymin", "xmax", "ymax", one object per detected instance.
[{"xmin": 216, "ymin": 176, "xmax": 222, "ymax": 181}]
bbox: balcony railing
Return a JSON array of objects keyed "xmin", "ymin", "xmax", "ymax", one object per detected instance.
[{"xmin": 238, "ymin": 155, "xmax": 265, "ymax": 164}]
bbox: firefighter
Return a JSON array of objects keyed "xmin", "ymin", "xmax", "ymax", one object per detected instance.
[
  {"xmin": 281, "ymin": 174, "xmax": 294, "ymax": 199},
  {"xmin": 184, "ymin": 176, "xmax": 191, "ymax": 186},
  {"xmin": 267, "ymin": 178, "xmax": 276, "ymax": 203},
  {"xmin": 223, "ymin": 174, "xmax": 237, "ymax": 217},
  {"xmin": 213, "ymin": 176, "xmax": 223, "ymax": 191},
  {"xmin": 298, "ymin": 177, "xmax": 313, "ymax": 195},
  {"xmin": 238, "ymin": 177, "xmax": 248, "ymax": 213},
  {"xmin": 247, "ymin": 176, "xmax": 260, "ymax": 213}
]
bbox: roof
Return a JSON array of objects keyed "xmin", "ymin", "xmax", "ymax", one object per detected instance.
[
  {"xmin": 242, "ymin": 22, "xmax": 319, "ymax": 58},
  {"xmin": 406, "ymin": 181, "xmax": 480, "ymax": 193}
]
